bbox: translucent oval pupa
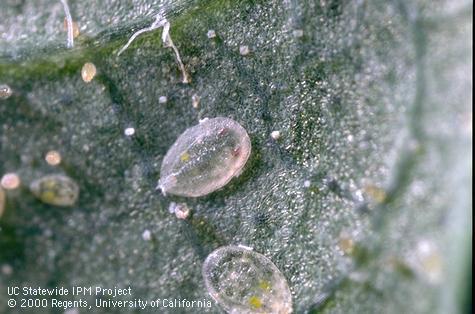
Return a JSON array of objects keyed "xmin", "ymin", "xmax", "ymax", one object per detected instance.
[
  {"xmin": 202, "ymin": 245, "xmax": 292, "ymax": 314},
  {"xmin": 30, "ymin": 174, "xmax": 79, "ymax": 207},
  {"xmin": 158, "ymin": 117, "xmax": 251, "ymax": 197}
]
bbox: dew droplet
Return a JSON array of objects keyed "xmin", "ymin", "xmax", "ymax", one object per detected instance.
[
  {"xmin": 158, "ymin": 117, "xmax": 251, "ymax": 197},
  {"xmin": 0, "ymin": 84, "xmax": 12, "ymax": 99},
  {"xmin": 30, "ymin": 174, "xmax": 79, "ymax": 207},
  {"xmin": 81, "ymin": 62, "xmax": 97, "ymax": 83},
  {"xmin": 202, "ymin": 245, "xmax": 292, "ymax": 314}
]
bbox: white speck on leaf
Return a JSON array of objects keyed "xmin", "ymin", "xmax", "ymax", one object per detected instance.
[
  {"xmin": 159, "ymin": 96, "xmax": 168, "ymax": 104},
  {"xmin": 142, "ymin": 229, "xmax": 152, "ymax": 241},
  {"xmin": 124, "ymin": 127, "xmax": 135, "ymax": 136},
  {"xmin": 207, "ymin": 29, "xmax": 216, "ymax": 39},
  {"xmin": 239, "ymin": 45, "xmax": 250, "ymax": 56},
  {"xmin": 192, "ymin": 94, "xmax": 200, "ymax": 109}
]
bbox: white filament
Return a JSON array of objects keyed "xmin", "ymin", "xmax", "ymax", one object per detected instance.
[
  {"xmin": 117, "ymin": 15, "xmax": 167, "ymax": 56},
  {"xmin": 117, "ymin": 15, "xmax": 190, "ymax": 84},
  {"xmin": 60, "ymin": 0, "xmax": 74, "ymax": 48}
]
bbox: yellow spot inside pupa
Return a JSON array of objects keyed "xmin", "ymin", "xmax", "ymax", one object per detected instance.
[
  {"xmin": 81, "ymin": 62, "xmax": 97, "ymax": 83},
  {"xmin": 258, "ymin": 280, "xmax": 271, "ymax": 291},
  {"xmin": 41, "ymin": 190, "xmax": 57, "ymax": 204},
  {"xmin": 180, "ymin": 152, "xmax": 190, "ymax": 162},
  {"xmin": 248, "ymin": 296, "xmax": 262, "ymax": 309}
]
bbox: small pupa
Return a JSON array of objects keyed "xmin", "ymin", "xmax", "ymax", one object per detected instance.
[
  {"xmin": 45, "ymin": 150, "xmax": 62, "ymax": 166},
  {"xmin": 202, "ymin": 245, "xmax": 292, "ymax": 314},
  {"xmin": 30, "ymin": 174, "xmax": 79, "ymax": 207},
  {"xmin": 158, "ymin": 117, "xmax": 251, "ymax": 197},
  {"xmin": 1, "ymin": 173, "xmax": 21, "ymax": 190},
  {"xmin": 81, "ymin": 62, "xmax": 97, "ymax": 83}
]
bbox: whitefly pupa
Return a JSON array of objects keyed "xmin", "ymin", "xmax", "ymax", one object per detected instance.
[
  {"xmin": 30, "ymin": 174, "xmax": 79, "ymax": 207},
  {"xmin": 158, "ymin": 117, "xmax": 251, "ymax": 197},
  {"xmin": 202, "ymin": 245, "xmax": 293, "ymax": 314}
]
